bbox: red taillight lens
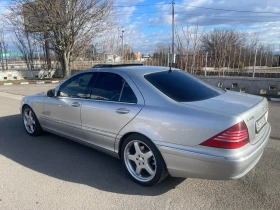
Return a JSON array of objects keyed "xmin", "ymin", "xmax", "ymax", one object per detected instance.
[{"xmin": 200, "ymin": 121, "xmax": 249, "ymax": 149}]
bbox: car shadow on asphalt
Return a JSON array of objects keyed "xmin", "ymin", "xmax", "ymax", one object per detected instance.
[{"xmin": 0, "ymin": 114, "xmax": 184, "ymax": 195}]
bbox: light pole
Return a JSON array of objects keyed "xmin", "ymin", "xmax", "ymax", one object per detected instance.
[
  {"xmin": 120, "ymin": 27, "xmax": 125, "ymax": 61},
  {"xmin": 253, "ymin": 48, "xmax": 257, "ymax": 78}
]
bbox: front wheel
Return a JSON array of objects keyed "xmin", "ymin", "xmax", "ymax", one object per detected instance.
[
  {"xmin": 22, "ymin": 106, "xmax": 43, "ymax": 136},
  {"xmin": 121, "ymin": 134, "xmax": 168, "ymax": 186}
]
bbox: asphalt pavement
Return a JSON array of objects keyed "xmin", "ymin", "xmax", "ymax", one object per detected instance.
[{"xmin": 0, "ymin": 84, "xmax": 279, "ymax": 210}]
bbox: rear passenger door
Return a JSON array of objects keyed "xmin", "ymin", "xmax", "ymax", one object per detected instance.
[{"xmin": 81, "ymin": 71, "xmax": 144, "ymax": 152}]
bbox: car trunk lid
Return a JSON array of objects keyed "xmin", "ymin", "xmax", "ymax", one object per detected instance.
[
  {"xmin": 238, "ymin": 97, "xmax": 268, "ymax": 144},
  {"xmin": 182, "ymin": 91, "xmax": 268, "ymax": 144}
]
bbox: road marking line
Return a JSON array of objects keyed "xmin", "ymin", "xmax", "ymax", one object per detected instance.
[
  {"xmin": 20, "ymin": 82, "xmax": 29, "ymax": 85},
  {"xmin": 3, "ymin": 83, "xmax": 13, "ymax": 85}
]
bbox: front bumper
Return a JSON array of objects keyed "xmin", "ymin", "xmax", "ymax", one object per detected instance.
[{"xmin": 158, "ymin": 123, "xmax": 271, "ymax": 180}]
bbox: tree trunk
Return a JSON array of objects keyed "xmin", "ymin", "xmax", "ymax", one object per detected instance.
[
  {"xmin": 61, "ymin": 52, "xmax": 71, "ymax": 78},
  {"xmin": 0, "ymin": 45, "xmax": 4, "ymax": 70},
  {"xmin": 4, "ymin": 54, "xmax": 8, "ymax": 70},
  {"xmin": 0, "ymin": 56, "xmax": 4, "ymax": 71}
]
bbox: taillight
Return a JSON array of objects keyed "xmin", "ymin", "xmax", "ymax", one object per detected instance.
[{"xmin": 200, "ymin": 121, "xmax": 249, "ymax": 149}]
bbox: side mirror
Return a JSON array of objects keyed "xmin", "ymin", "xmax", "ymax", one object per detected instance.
[{"xmin": 46, "ymin": 89, "xmax": 55, "ymax": 97}]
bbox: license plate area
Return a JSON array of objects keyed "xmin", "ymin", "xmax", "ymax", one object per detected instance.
[{"xmin": 255, "ymin": 112, "xmax": 268, "ymax": 134}]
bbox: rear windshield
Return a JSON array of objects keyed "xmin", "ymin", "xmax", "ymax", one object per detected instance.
[{"xmin": 145, "ymin": 70, "xmax": 224, "ymax": 102}]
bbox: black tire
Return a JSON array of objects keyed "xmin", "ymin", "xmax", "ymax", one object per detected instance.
[
  {"xmin": 121, "ymin": 134, "xmax": 168, "ymax": 186},
  {"xmin": 22, "ymin": 105, "xmax": 44, "ymax": 136}
]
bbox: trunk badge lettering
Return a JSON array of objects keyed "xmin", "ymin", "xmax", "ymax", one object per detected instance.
[{"xmin": 246, "ymin": 116, "xmax": 254, "ymax": 122}]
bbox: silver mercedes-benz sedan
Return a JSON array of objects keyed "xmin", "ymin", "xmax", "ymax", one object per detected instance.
[{"xmin": 20, "ymin": 64, "xmax": 271, "ymax": 186}]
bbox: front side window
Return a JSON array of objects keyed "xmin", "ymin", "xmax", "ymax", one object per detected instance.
[
  {"xmin": 90, "ymin": 72, "xmax": 137, "ymax": 103},
  {"xmin": 58, "ymin": 73, "xmax": 94, "ymax": 98},
  {"xmin": 145, "ymin": 70, "xmax": 224, "ymax": 102}
]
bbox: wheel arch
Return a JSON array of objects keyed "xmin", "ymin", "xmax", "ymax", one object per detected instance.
[
  {"xmin": 22, "ymin": 103, "xmax": 37, "ymax": 116},
  {"xmin": 21, "ymin": 96, "xmax": 44, "ymax": 120},
  {"xmin": 22, "ymin": 104, "xmax": 30, "ymax": 113},
  {"xmin": 117, "ymin": 131, "xmax": 159, "ymax": 159}
]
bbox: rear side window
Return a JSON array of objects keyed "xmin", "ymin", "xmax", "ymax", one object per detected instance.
[
  {"xmin": 90, "ymin": 72, "xmax": 137, "ymax": 103},
  {"xmin": 145, "ymin": 70, "xmax": 224, "ymax": 102},
  {"xmin": 91, "ymin": 73, "xmax": 123, "ymax": 101},
  {"xmin": 120, "ymin": 82, "xmax": 137, "ymax": 103}
]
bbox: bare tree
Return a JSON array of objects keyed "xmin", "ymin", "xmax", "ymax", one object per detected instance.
[
  {"xmin": 5, "ymin": 2, "xmax": 49, "ymax": 73},
  {"xmin": 7, "ymin": 0, "xmax": 114, "ymax": 78},
  {"xmin": 12, "ymin": 29, "xmax": 36, "ymax": 71},
  {"xmin": 201, "ymin": 28, "xmax": 251, "ymax": 74},
  {"xmin": 175, "ymin": 22, "xmax": 205, "ymax": 73},
  {"xmin": 181, "ymin": 23, "xmax": 191, "ymax": 71},
  {"xmin": 0, "ymin": 26, "xmax": 9, "ymax": 70},
  {"xmin": 175, "ymin": 24, "xmax": 184, "ymax": 69},
  {"xmin": 153, "ymin": 44, "xmax": 169, "ymax": 66}
]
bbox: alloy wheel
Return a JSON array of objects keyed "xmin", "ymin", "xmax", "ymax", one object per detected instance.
[
  {"xmin": 124, "ymin": 140, "xmax": 156, "ymax": 182},
  {"xmin": 23, "ymin": 108, "xmax": 36, "ymax": 134}
]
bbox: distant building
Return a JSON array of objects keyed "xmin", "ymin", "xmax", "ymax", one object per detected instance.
[
  {"xmin": 134, "ymin": 52, "xmax": 141, "ymax": 60},
  {"xmin": 142, "ymin": 54, "xmax": 150, "ymax": 59},
  {"xmin": 104, "ymin": 53, "xmax": 121, "ymax": 63}
]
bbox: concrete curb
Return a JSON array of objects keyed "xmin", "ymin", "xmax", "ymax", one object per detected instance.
[{"xmin": 0, "ymin": 80, "xmax": 62, "ymax": 86}]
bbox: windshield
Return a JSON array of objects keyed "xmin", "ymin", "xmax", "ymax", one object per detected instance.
[{"xmin": 145, "ymin": 70, "xmax": 224, "ymax": 102}]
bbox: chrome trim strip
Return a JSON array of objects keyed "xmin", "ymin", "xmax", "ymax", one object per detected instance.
[
  {"xmin": 82, "ymin": 125, "xmax": 117, "ymax": 139},
  {"xmin": 41, "ymin": 116, "xmax": 81, "ymax": 129},
  {"xmin": 42, "ymin": 117, "xmax": 117, "ymax": 139}
]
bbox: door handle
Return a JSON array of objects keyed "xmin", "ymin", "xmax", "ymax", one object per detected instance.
[
  {"xmin": 116, "ymin": 108, "xmax": 130, "ymax": 114},
  {"xmin": 71, "ymin": 102, "xmax": 81, "ymax": 107}
]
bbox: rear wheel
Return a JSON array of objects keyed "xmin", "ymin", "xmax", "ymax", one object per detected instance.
[
  {"xmin": 22, "ymin": 106, "xmax": 43, "ymax": 136},
  {"xmin": 121, "ymin": 134, "xmax": 167, "ymax": 186}
]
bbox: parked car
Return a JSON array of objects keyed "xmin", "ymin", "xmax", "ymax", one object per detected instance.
[{"xmin": 21, "ymin": 64, "xmax": 271, "ymax": 186}]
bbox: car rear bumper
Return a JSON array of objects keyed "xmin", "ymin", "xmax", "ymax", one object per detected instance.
[{"xmin": 158, "ymin": 123, "xmax": 271, "ymax": 180}]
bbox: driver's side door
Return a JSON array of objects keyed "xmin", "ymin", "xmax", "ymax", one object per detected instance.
[{"xmin": 41, "ymin": 72, "xmax": 96, "ymax": 140}]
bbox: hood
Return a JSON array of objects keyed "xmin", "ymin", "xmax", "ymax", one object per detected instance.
[
  {"xmin": 182, "ymin": 91, "xmax": 263, "ymax": 116},
  {"xmin": 35, "ymin": 92, "xmax": 46, "ymax": 96}
]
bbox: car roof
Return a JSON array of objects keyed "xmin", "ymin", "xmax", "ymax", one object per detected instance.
[
  {"xmin": 92, "ymin": 63, "xmax": 144, "ymax": 68},
  {"xmin": 80, "ymin": 65, "xmax": 178, "ymax": 77}
]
